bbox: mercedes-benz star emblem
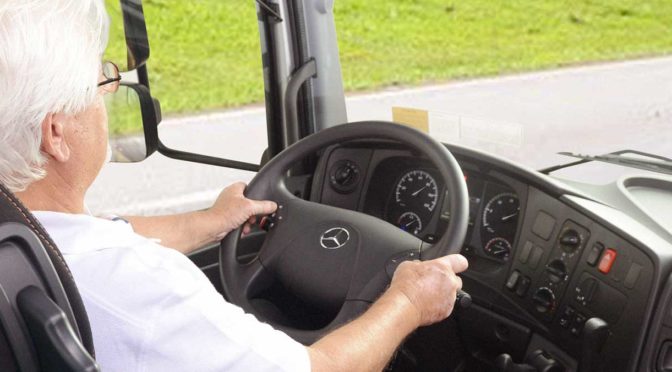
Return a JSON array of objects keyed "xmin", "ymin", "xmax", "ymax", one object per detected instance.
[{"xmin": 320, "ymin": 227, "xmax": 350, "ymax": 250}]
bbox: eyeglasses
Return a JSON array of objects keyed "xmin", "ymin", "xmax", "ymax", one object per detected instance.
[{"xmin": 98, "ymin": 61, "xmax": 121, "ymax": 93}]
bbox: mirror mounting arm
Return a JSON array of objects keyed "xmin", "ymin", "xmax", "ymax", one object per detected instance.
[
  {"xmin": 156, "ymin": 141, "xmax": 261, "ymax": 172},
  {"xmin": 136, "ymin": 65, "xmax": 151, "ymax": 91}
]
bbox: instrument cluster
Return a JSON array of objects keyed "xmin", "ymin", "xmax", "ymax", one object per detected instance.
[
  {"xmin": 383, "ymin": 166, "xmax": 521, "ymax": 263},
  {"xmin": 320, "ymin": 149, "xmax": 523, "ymax": 265}
]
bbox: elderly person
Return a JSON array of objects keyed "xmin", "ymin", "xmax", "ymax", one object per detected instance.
[{"xmin": 0, "ymin": 0, "xmax": 468, "ymax": 371}]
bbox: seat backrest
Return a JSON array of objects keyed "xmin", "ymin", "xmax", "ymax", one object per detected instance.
[{"xmin": 0, "ymin": 184, "xmax": 98, "ymax": 371}]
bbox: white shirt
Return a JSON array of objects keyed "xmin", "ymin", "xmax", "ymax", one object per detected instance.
[{"xmin": 34, "ymin": 211, "xmax": 311, "ymax": 372}]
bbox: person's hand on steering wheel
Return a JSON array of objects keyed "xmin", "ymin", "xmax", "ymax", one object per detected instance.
[
  {"xmin": 208, "ymin": 182, "xmax": 278, "ymax": 239},
  {"xmin": 125, "ymin": 182, "xmax": 276, "ymax": 254},
  {"xmin": 389, "ymin": 254, "xmax": 469, "ymax": 326}
]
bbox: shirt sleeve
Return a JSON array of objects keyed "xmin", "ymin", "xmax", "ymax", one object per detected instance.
[{"xmin": 136, "ymin": 248, "xmax": 312, "ymax": 372}]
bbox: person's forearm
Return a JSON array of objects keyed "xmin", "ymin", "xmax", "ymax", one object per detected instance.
[
  {"xmin": 125, "ymin": 211, "xmax": 217, "ymax": 254},
  {"xmin": 123, "ymin": 183, "xmax": 276, "ymax": 254},
  {"xmin": 308, "ymin": 288, "xmax": 420, "ymax": 372}
]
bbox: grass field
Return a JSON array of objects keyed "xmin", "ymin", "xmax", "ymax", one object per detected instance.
[{"xmin": 105, "ymin": 0, "xmax": 672, "ymax": 134}]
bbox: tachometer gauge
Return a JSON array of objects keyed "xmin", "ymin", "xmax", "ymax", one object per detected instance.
[
  {"xmin": 482, "ymin": 193, "xmax": 520, "ymax": 236},
  {"xmin": 397, "ymin": 211, "xmax": 423, "ymax": 235},
  {"xmin": 484, "ymin": 237, "xmax": 512, "ymax": 260},
  {"xmin": 394, "ymin": 170, "xmax": 439, "ymax": 212}
]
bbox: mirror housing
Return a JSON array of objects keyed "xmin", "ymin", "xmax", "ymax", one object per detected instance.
[
  {"xmin": 120, "ymin": 0, "xmax": 150, "ymax": 71},
  {"xmin": 107, "ymin": 82, "xmax": 160, "ymax": 163}
]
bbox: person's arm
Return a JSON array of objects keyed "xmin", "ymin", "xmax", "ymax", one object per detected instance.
[
  {"xmin": 125, "ymin": 182, "xmax": 276, "ymax": 254},
  {"xmin": 307, "ymin": 255, "xmax": 468, "ymax": 372}
]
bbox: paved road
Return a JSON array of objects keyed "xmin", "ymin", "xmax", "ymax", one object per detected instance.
[{"xmin": 86, "ymin": 56, "xmax": 672, "ymax": 216}]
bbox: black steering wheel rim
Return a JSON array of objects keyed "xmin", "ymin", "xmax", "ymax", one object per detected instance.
[{"xmin": 220, "ymin": 121, "xmax": 468, "ymax": 344}]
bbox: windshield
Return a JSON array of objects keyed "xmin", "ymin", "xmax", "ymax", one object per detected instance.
[
  {"xmin": 92, "ymin": 0, "xmax": 672, "ymax": 216},
  {"xmin": 334, "ymin": 1, "xmax": 672, "ymax": 184}
]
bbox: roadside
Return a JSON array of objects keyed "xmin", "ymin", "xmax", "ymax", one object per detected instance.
[
  {"xmin": 105, "ymin": 0, "xmax": 672, "ymax": 132},
  {"xmin": 86, "ymin": 56, "xmax": 672, "ymax": 216}
]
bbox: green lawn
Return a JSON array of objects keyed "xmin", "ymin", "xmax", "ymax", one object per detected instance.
[{"xmin": 105, "ymin": 0, "xmax": 672, "ymax": 134}]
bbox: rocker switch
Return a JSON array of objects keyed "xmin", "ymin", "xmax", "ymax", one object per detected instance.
[
  {"xmin": 598, "ymin": 249, "xmax": 617, "ymax": 274},
  {"xmin": 575, "ymin": 276, "xmax": 598, "ymax": 306},
  {"xmin": 586, "ymin": 243, "xmax": 604, "ymax": 266},
  {"xmin": 506, "ymin": 270, "xmax": 521, "ymax": 291}
]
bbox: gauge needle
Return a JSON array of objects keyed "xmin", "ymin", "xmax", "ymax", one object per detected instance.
[
  {"xmin": 412, "ymin": 185, "xmax": 428, "ymax": 196},
  {"xmin": 501, "ymin": 212, "xmax": 518, "ymax": 222},
  {"xmin": 404, "ymin": 219, "xmax": 418, "ymax": 228},
  {"xmin": 492, "ymin": 246, "xmax": 506, "ymax": 254}
]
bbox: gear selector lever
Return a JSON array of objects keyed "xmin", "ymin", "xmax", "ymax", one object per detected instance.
[
  {"xmin": 579, "ymin": 317, "xmax": 608, "ymax": 372},
  {"xmin": 496, "ymin": 350, "xmax": 564, "ymax": 372},
  {"xmin": 495, "ymin": 317, "xmax": 608, "ymax": 372}
]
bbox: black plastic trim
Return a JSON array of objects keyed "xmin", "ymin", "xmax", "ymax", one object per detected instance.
[
  {"xmin": 285, "ymin": 59, "xmax": 317, "ymax": 146},
  {"xmin": 121, "ymin": 82, "xmax": 159, "ymax": 160},
  {"xmin": 257, "ymin": 2, "xmax": 285, "ymax": 158},
  {"xmin": 286, "ymin": 0, "xmax": 316, "ymax": 140},
  {"xmin": 0, "ymin": 224, "xmax": 92, "ymax": 371},
  {"xmin": 17, "ymin": 287, "xmax": 99, "ymax": 372}
]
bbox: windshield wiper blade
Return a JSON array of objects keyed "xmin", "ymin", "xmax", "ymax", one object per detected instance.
[
  {"xmin": 557, "ymin": 151, "xmax": 672, "ymax": 176},
  {"xmin": 541, "ymin": 149, "xmax": 672, "ymax": 175}
]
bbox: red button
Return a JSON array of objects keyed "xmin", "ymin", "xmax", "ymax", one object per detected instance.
[{"xmin": 598, "ymin": 249, "xmax": 617, "ymax": 274}]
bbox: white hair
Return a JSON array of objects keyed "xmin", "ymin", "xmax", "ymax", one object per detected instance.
[{"xmin": 0, "ymin": 0, "xmax": 109, "ymax": 192}]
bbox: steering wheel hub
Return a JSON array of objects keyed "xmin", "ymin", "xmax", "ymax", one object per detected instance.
[{"xmin": 319, "ymin": 227, "xmax": 351, "ymax": 249}]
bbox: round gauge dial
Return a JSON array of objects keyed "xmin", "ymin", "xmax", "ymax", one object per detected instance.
[
  {"xmin": 397, "ymin": 212, "xmax": 423, "ymax": 235},
  {"xmin": 484, "ymin": 237, "xmax": 512, "ymax": 261},
  {"xmin": 482, "ymin": 193, "xmax": 520, "ymax": 237},
  {"xmin": 394, "ymin": 170, "xmax": 439, "ymax": 212}
]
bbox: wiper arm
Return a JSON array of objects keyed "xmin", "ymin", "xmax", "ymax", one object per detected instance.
[
  {"xmin": 255, "ymin": 0, "xmax": 283, "ymax": 22},
  {"xmin": 556, "ymin": 151, "xmax": 672, "ymax": 176}
]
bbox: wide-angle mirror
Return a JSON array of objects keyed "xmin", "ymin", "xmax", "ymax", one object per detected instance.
[
  {"xmin": 105, "ymin": 0, "xmax": 150, "ymax": 72},
  {"xmin": 105, "ymin": 82, "xmax": 160, "ymax": 162}
]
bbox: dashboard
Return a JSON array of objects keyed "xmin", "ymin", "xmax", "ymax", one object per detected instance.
[
  {"xmin": 307, "ymin": 141, "xmax": 671, "ymax": 372},
  {"xmin": 315, "ymin": 145, "xmax": 528, "ymax": 271},
  {"xmin": 361, "ymin": 156, "xmax": 522, "ymax": 263}
]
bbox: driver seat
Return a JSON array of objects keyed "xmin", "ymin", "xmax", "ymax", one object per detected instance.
[{"xmin": 0, "ymin": 183, "xmax": 99, "ymax": 371}]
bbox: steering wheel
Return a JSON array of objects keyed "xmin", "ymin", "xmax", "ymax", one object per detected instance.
[{"xmin": 220, "ymin": 121, "xmax": 469, "ymax": 344}]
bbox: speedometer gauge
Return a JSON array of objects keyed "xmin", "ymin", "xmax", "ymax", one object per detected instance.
[
  {"xmin": 394, "ymin": 170, "xmax": 439, "ymax": 212},
  {"xmin": 482, "ymin": 193, "xmax": 520, "ymax": 236}
]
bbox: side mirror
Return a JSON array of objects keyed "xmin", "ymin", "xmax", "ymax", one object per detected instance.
[
  {"xmin": 120, "ymin": 0, "xmax": 150, "ymax": 71},
  {"xmin": 106, "ymin": 83, "xmax": 160, "ymax": 162}
]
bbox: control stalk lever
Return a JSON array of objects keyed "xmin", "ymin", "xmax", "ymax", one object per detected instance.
[{"xmin": 456, "ymin": 290, "xmax": 472, "ymax": 309}]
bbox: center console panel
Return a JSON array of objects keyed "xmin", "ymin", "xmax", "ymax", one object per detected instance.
[{"xmin": 498, "ymin": 187, "xmax": 654, "ymax": 370}]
